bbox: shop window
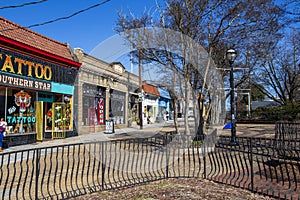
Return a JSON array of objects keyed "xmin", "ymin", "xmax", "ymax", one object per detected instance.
[
  {"xmin": 44, "ymin": 95, "xmax": 73, "ymax": 132},
  {"xmin": 6, "ymin": 89, "xmax": 36, "ymax": 134},
  {"xmin": 109, "ymin": 90, "xmax": 125, "ymax": 124},
  {"xmin": 128, "ymin": 94, "xmax": 139, "ymax": 125},
  {"xmin": 82, "ymin": 83, "xmax": 106, "ymax": 126}
]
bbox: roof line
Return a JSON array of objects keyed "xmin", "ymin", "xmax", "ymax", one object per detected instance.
[
  {"xmin": 0, "ymin": 35, "xmax": 81, "ymax": 67},
  {"xmin": 0, "ymin": 16, "xmax": 67, "ymax": 47}
]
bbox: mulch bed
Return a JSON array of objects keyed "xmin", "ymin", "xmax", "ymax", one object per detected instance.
[{"xmin": 73, "ymin": 178, "xmax": 275, "ymax": 200}]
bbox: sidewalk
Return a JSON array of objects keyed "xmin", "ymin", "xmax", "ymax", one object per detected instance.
[
  {"xmin": 217, "ymin": 123, "xmax": 276, "ymax": 138},
  {"xmin": 2, "ymin": 121, "xmax": 276, "ymax": 153},
  {"xmin": 3, "ymin": 121, "xmax": 175, "ymax": 153}
]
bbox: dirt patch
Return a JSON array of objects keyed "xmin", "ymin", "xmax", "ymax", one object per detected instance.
[{"xmin": 73, "ymin": 178, "xmax": 275, "ymax": 200}]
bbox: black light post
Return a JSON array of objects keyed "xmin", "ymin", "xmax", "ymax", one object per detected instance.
[
  {"xmin": 226, "ymin": 49, "xmax": 238, "ymax": 146},
  {"xmin": 138, "ymin": 50, "xmax": 143, "ymax": 129}
]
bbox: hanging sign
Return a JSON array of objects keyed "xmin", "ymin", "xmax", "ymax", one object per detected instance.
[{"xmin": 97, "ymin": 97, "xmax": 105, "ymax": 125}]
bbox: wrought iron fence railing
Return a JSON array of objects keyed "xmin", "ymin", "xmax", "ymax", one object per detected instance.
[
  {"xmin": 210, "ymin": 136, "xmax": 299, "ymax": 200},
  {"xmin": 275, "ymin": 121, "xmax": 300, "ymax": 161},
  {"xmin": 0, "ymin": 130, "xmax": 299, "ymax": 200}
]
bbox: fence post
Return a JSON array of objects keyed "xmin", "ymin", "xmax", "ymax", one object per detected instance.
[
  {"xmin": 101, "ymin": 142, "xmax": 105, "ymax": 190},
  {"xmin": 249, "ymin": 138, "xmax": 254, "ymax": 193},
  {"xmin": 203, "ymin": 140, "xmax": 206, "ymax": 179},
  {"xmin": 165, "ymin": 134, "xmax": 169, "ymax": 179},
  {"xmin": 35, "ymin": 149, "xmax": 40, "ymax": 200}
]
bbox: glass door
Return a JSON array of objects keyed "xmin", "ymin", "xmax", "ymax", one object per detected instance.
[{"xmin": 52, "ymin": 102, "xmax": 66, "ymax": 139}]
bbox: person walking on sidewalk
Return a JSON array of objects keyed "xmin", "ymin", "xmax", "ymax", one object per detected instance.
[
  {"xmin": 0, "ymin": 118, "xmax": 7, "ymax": 152},
  {"xmin": 166, "ymin": 111, "xmax": 169, "ymax": 121}
]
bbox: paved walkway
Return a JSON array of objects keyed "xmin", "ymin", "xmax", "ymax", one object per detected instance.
[
  {"xmin": 217, "ymin": 123, "xmax": 275, "ymax": 138},
  {"xmin": 3, "ymin": 121, "xmax": 176, "ymax": 153},
  {"xmin": 2, "ymin": 121, "xmax": 276, "ymax": 153}
]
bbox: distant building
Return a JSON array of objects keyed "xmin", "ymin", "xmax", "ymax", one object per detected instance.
[
  {"xmin": 157, "ymin": 87, "xmax": 171, "ymax": 122},
  {"xmin": 251, "ymin": 100, "xmax": 280, "ymax": 110},
  {"xmin": 74, "ymin": 48, "xmax": 139, "ymax": 134},
  {"xmin": 142, "ymin": 83, "xmax": 159, "ymax": 124}
]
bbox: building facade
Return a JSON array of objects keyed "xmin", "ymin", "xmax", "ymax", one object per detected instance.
[
  {"xmin": 0, "ymin": 17, "xmax": 81, "ymax": 146},
  {"xmin": 157, "ymin": 87, "xmax": 171, "ymax": 121},
  {"xmin": 74, "ymin": 48, "xmax": 139, "ymax": 134},
  {"xmin": 127, "ymin": 73, "xmax": 140, "ymax": 127},
  {"xmin": 142, "ymin": 83, "xmax": 159, "ymax": 124}
]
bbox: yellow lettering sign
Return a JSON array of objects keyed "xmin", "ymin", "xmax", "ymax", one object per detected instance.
[
  {"xmin": 25, "ymin": 61, "xmax": 34, "ymax": 77},
  {"xmin": 14, "ymin": 57, "xmax": 25, "ymax": 75},
  {"xmin": 2, "ymin": 55, "xmax": 15, "ymax": 73},
  {"xmin": 35, "ymin": 63, "xmax": 43, "ymax": 79},
  {"xmin": 0, "ymin": 52, "xmax": 53, "ymax": 81},
  {"xmin": 43, "ymin": 66, "xmax": 52, "ymax": 80}
]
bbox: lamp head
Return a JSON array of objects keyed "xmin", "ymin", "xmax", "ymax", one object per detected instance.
[{"xmin": 226, "ymin": 49, "xmax": 237, "ymax": 65}]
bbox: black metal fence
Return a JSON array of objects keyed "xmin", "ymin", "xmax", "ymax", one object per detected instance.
[
  {"xmin": 0, "ymin": 130, "xmax": 299, "ymax": 200},
  {"xmin": 275, "ymin": 121, "xmax": 300, "ymax": 162},
  {"xmin": 211, "ymin": 136, "xmax": 299, "ymax": 200},
  {"xmin": 275, "ymin": 121, "xmax": 300, "ymax": 142}
]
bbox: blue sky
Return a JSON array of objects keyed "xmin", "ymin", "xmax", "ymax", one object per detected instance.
[{"xmin": 0, "ymin": 0, "xmax": 159, "ymax": 54}]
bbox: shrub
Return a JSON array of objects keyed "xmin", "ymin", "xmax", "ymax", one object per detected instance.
[{"xmin": 251, "ymin": 102, "xmax": 300, "ymax": 121}]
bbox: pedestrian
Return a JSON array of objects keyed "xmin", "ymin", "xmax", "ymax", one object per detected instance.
[
  {"xmin": 147, "ymin": 116, "xmax": 151, "ymax": 124},
  {"xmin": 166, "ymin": 111, "xmax": 169, "ymax": 121},
  {"xmin": 0, "ymin": 118, "xmax": 7, "ymax": 152}
]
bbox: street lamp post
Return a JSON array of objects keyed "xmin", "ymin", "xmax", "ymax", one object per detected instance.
[
  {"xmin": 138, "ymin": 50, "xmax": 143, "ymax": 129},
  {"xmin": 226, "ymin": 49, "xmax": 238, "ymax": 146}
]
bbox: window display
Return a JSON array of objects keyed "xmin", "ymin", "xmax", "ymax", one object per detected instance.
[
  {"xmin": 5, "ymin": 89, "xmax": 36, "ymax": 134},
  {"xmin": 44, "ymin": 96, "xmax": 72, "ymax": 137},
  {"xmin": 110, "ymin": 90, "xmax": 125, "ymax": 124},
  {"xmin": 82, "ymin": 83, "xmax": 106, "ymax": 126}
]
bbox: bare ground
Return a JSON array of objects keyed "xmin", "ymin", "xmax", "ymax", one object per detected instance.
[
  {"xmin": 73, "ymin": 178, "xmax": 275, "ymax": 200},
  {"xmin": 72, "ymin": 123, "xmax": 279, "ymax": 200}
]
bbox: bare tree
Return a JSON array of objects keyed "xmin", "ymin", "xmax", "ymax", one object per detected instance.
[
  {"xmin": 278, "ymin": 0, "xmax": 300, "ymax": 25},
  {"xmin": 256, "ymin": 31, "xmax": 300, "ymax": 104},
  {"xmin": 115, "ymin": 0, "xmax": 283, "ymax": 134}
]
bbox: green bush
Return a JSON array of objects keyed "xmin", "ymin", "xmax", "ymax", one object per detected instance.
[{"xmin": 251, "ymin": 102, "xmax": 300, "ymax": 121}]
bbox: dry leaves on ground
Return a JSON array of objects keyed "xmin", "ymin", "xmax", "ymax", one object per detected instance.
[{"xmin": 74, "ymin": 178, "xmax": 275, "ymax": 200}]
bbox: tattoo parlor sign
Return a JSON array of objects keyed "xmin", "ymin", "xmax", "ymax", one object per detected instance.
[{"xmin": 0, "ymin": 48, "xmax": 52, "ymax": 91}]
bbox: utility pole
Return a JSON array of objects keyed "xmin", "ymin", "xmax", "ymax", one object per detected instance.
[{"xmin": 138, "ymin": 50, "xmax": 143, "ymax": 129}]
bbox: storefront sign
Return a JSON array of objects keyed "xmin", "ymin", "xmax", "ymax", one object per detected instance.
[
  {"xmin": 0, "ymin": 48, "xmax": 77, "ymax": 87},
  {"xmin": 6, "ymin": 116, "xmax": 36, "ymax": 123},
  {"xmin": 97, "ymin": 97, "xmax": 105, "ymax": 125},
  {"xmin": 0, "ymin": 72, "xmax": 51, "ymax": 91},
  {"xmin": 0, "ymin": 53, "xmax": 52, "ymax": 81}
]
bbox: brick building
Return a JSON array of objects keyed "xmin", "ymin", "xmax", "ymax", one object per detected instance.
[
  {"xmin": 0, "ymin": 17, "xmax": 81, "ymax": 146},
  {"xmin": 74, "ymin": 48, "xmax": 139, "ymax": 134}
]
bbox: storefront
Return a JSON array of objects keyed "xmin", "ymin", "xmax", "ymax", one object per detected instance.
[
  {"xmin": 158, "ymin": 87, "xmax": 171, "ymax": 122},
  {"xmin": 128, "ymin": 93, "xmax": 139, "ymax": 126},
  {"xmin": 82, "ymin": 83, "xmax": 106, "ymax": 127},
  {"xmin": 128, "ymin": 82, "xmax": 139, "ymax": 126},
  {"xmin": 74, "ymin": 48, "xmax": 138, "ymax": 134},
  {"xmin": 142, "ymin": 83, "xmax": 159, "ymax": 124},
  {"xmin": 0, "ymin": 17, "xmax": 81, "ymax": 147}
]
